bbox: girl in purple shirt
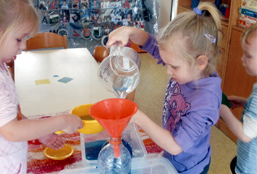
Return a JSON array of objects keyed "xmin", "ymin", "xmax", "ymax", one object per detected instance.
[{"xmin": 107, "ymin": 2, "xmax": 222, "ymax": 174}]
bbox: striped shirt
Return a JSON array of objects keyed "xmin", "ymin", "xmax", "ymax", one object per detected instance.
[{"xmin": 236, "ymin": 83, "xmax": 257, "ymax": 174}]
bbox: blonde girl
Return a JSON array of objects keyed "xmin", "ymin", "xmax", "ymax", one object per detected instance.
[
  {"xmin": 107, "ymin": 2, "xmax": 222, "ymax": 174},
  {"xmin": 0, "ymin": 1, "xmax": 83, "ymax": 173}
]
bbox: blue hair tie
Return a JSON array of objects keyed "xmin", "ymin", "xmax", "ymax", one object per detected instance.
[{"xmin": 193, "ymin": 7, "xmax": 203, "ymax": 15}]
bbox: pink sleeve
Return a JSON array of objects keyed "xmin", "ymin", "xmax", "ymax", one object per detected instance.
[{"xmin": 0, "ymin": 67, "xmax": 19, "ymax": 127}]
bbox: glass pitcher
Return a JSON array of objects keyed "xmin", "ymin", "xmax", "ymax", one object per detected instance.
[{"xmin": 97, "ymin": 44, "xmax": 140, "ymax": 98}]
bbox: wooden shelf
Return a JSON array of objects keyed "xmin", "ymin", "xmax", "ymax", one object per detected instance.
[
  {"xmin": 221, "ymin": 20, "xmax": 229, "ymax": 26},
  {"xmin": 178, "ymin": 6, "xmax": 191, "ymax": 12},
  {"xmin": 177, "ymin": 6, "xmax": 191, "ymax": 14},
  {"xmin": 232, "ymin": 25, "xmax": 245, "ymax": 32}
]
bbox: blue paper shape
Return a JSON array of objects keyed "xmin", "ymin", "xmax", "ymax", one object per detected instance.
[{"xmin": 58, "ymin": 77, "xmax": 73, "ymax": 83}]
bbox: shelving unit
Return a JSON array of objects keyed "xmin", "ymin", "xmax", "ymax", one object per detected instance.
[{"xmin": 177, "ymin": 0, "xmax": 256, "ymax": 143}]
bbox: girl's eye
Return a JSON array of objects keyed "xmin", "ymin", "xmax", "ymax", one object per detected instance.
[
  {"xmin": 246, "ymin": 55, "xmax": 251, "ymax": 59},
  {"xmin": 244, "ymin": 53, "xmax": 251, "ymax": 59},
  {"xmin": 17, "ymin": 39, "xmax": 22, "ymax": 42},
  {"xmin": 171, "ymin": 65, "xmax": 178, "ymax": 69},
  {"xmin": 243, "ymin": 51, "xmax": 252, "ymax": 58}
]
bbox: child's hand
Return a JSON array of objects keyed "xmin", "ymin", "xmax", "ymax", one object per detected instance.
[
  {"xmin": 107, "ymin": 26, "xmax": 130, "ymax": 47},
  {"xmin": 38, "ymin": 133, "xmax": 65, "ymax": 150},
  {"xmin": 62, "ymin": 114, "xmax": 83, "ymax": 134},
  {"xmin": 228, "ymin": 95, "xmax": 247, "ymax": 109}
]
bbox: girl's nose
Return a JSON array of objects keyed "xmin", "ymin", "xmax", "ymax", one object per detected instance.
[
  {"xmin": 20, "ymin": 39, "xmax": 27, "ymax": 50},
  {"xmin": 166, "ymin": 67, "xmax": 173, "ymax": 76},
  {"xmin": 241, "ymin": 55, "xmax": 244, "ymax": 63}
]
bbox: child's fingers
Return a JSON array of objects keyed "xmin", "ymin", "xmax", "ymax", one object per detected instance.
[
  {"xmin": 107, "ymin": 38, "xmax": 126, "ymax": 47},
  {"xmin": 61, "ymin": 114, "xmax": 83, "ymax": 134},
  {"xmin": 48, "ymin": 136, "xmax": 65, "ymax": 150},
  {"xmin": 106, "ymin": 38, "xmax": 115, "ymax": 47},
  {"xmin": 39, "ymin": 133, "xmax": 65, "ymax": 150},
  {"xmin": 49, "ymin": 138, "xmax": 65, "ymax": 150}
]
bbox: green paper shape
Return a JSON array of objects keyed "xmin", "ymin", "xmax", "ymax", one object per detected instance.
[{"xmin": 222, "ymin": 92, "xmax": 232, "ymax": 108}]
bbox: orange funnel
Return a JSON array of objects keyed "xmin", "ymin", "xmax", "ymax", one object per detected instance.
[{"xmin": 89, "ymin": 98, "xmax": 138, "ymax": 158}]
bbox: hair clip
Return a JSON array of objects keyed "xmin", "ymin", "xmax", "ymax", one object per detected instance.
[
  {"xmin": 193, "ymin": 7, "xmax": 203, "ymax": 15},
  {"xmin": 204, "ymin": 34, "xmax": 217, "ymax": 44}
]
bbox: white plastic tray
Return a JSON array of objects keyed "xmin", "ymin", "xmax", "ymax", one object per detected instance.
[{"xmin": 59, "ymin": 157, "xmax": 178, "ymax": 174}]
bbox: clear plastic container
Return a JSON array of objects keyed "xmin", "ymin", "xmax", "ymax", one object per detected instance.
[
  {"xmin": 59, "ymin": 157, "xmax": 178, "ymax": 174},
  {"xmin": 97, "ymin": 44, "xmax": 140, "ymax": 98},
  {"xmin": 80, "ymin": 123, "xmax": 147, "ymax": 167}
]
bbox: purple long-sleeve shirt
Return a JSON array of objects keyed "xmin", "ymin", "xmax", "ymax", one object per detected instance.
[{"xmin": 140, "ymin": 34, "xmax": 222, "ymax": 174}]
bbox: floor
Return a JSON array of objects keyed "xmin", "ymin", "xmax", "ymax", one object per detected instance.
[{"xmin": 134, "ymin": 53, "xmax": 237, "ymax": 174}]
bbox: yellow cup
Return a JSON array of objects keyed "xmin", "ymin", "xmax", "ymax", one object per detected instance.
[{"xmin": 55, "ymin": 104, "xmax": 104, "ymax": 135}]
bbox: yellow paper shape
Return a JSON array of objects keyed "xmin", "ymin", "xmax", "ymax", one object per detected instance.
[{"xmin": 35, "ymin": 79, "xmax": 50, "ymax": 85}]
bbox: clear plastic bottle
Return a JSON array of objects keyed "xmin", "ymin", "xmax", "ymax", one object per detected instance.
[{"xmin": 98, "ymin": 137, "xmax": 131, "ymax": 174}]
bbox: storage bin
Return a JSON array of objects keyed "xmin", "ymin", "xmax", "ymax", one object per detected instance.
[{"xmin": 59, "ymin": 157, "xmax": 178, "ymax": 174}]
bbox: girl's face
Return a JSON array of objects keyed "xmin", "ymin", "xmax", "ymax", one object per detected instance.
[
  {"xmin": 0, "ymin": 27, "xmax": 28, "ymax": 63},
  {"xmin": 159, "ymin": 36, "xmax": 202, "ymax": 84},
  {"xmin": 160, "ymin": 49, "xmax": 197, "ymax": 84},
  {"xmin": 241, "ymin": 33, "xmax": 257, "ymax": 76}
]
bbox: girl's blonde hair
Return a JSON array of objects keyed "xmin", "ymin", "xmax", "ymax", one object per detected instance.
[
  {"xmin": 157, "ymin": 2, "xmax": 222, "ymax": 77},
  {"xmin": 0, "ymin": 0, "xmax": 39, "ymax": 49},
  {"xmin": 241, "ymin": 24, "xmax": 257, "ymax": 44}
]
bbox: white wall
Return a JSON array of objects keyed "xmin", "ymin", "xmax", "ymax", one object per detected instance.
[
  {"xmin": 157, "ymin": 0, "xmax": 178, "ymax": 29},
  {"xmin": 158, "ymin": 0, "xmax": 172, "ymax": 28}
]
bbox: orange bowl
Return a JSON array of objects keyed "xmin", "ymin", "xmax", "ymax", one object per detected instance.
[{"xmin": 44, "ymin": 144, "xmax": 74, "ymax": 160}]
